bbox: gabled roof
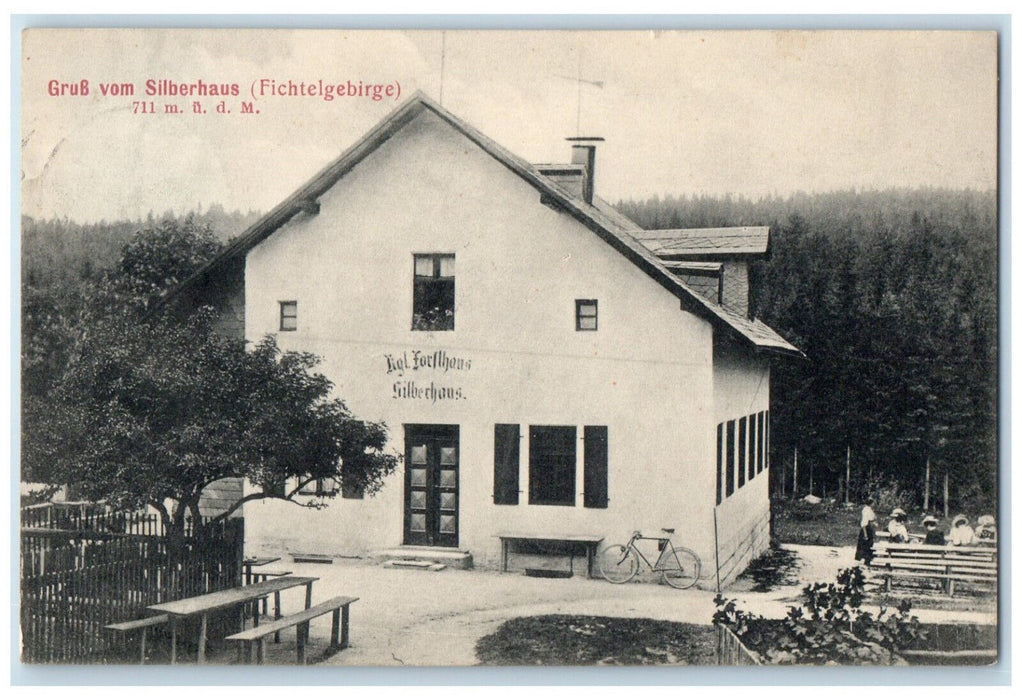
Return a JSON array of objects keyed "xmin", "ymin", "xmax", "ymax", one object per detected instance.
[
  {"xmin": 632, "ymin": 227, "xmax": 770, "ymax": 258},
  {"xmin": 162, "ymin": 92, "xmax": 800, "ymax": 358}
]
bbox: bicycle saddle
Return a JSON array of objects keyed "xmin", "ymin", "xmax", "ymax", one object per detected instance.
[{"xmin": 661, "ymin": 528, "xmax": 675, "ymax": 534}]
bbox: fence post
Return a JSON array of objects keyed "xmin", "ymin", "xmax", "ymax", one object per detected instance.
[{"xmin": 20, "ymin": 507, "xmax": 242, "ymax": 663}]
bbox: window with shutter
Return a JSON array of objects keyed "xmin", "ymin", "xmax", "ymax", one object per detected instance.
[
  {"xmin": 726, "ymin": 420, "xmax": 736, "ymax": 497},
  {"xmin": 738, "ymin": 417, "xmax": 747, "ymax": 488},
  {"xmin": 583, "ymin": 425, "xmax": 608, "ymax": 509},
  {"xmin": 757, "ymin": 412, "xmax": 766, "ymax": 474},
  {"xmin": 493, "ymin": 424, "xmax": 520, "ymax": 505},
  {"xmin": 749, "ymin": 413, "xmax": 758, "ymax": 481},
  {"xmin": 528, "ymin": 425, "xmax": 577, "ymax": 506}
]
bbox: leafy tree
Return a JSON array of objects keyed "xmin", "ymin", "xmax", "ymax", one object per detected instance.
[{"xmin": 22, "ymin": 216, "xmax": 399, "ymax": 540}]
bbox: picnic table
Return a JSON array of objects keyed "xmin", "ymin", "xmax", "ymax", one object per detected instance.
[
  {"xmin": 243, "ymin": 556, "xmax": 281, "ymax": 585},
  {"xmin": 148, "ymin": 575, "xmax": 317, "ymax": 664}
]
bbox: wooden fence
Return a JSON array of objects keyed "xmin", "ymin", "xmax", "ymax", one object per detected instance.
[
  {"xmin": 20, "ymin": 508, "xmax": 243, "ymax": 663},
  {"xmin": 715, "ymin": 624, "xmax": 762, "ymax": 665}
]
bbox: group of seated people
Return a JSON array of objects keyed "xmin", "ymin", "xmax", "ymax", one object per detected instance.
[{"xmin": 886, "ymin": 509, "xmax": 997, "ymax": 546}]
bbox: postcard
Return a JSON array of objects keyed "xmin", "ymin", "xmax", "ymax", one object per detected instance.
[{"xmin": 17, "ymin": 27, "xmax": 1000, "ymax": 672}]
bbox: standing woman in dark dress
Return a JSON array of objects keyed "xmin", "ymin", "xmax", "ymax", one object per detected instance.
[{"xmin": 855, "ymin": 502, "xmax": 877, "ymax": 564}]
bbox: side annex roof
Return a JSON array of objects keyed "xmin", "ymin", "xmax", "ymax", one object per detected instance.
[{"xmin": 161, "ymin": 92, "xmax": 801, "ymax": 358}]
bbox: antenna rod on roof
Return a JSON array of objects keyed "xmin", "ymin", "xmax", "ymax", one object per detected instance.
[
  {"xmin": 554, "ymin": 47, "xmax": 604, "ymax": 136},
  {"xmin": 576, "ymin": 49, "xmax": 582, "ymax": 135},
  {"xmin": 439, "ymin": 31, "xmax": 447, "ymax": 105}
]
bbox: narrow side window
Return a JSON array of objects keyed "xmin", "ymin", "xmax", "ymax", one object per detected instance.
[
  {"xmin": 279, "ymin": 301, "xmax": 298, "ymax": 331},
  {"xmin": 575, "ymin": 299, "xmax": 598, "ymax": 331}
]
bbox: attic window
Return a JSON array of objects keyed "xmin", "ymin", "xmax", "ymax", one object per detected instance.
[
  {"xmin": 412, "ymin": 254, "xmax": 455, "ymax": 331},
  {"xmin": 575, "ymin": 299, "xmax": 598, "ymax": 331},
  {"xmin": 279, "ymin": 301, "xmax": 298, "ymax": 331}
]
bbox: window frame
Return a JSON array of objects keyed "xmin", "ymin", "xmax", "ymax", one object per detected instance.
[
  {"xmin": 725, "ymin": 420, "xmax": 736, "ymax": 497},
  {"xmin": 575, "ymin": 299, "xmax": 598, "ymax": 331},
  {"xmin": 738, "ymin": 416, "xmax": 747, "ymax": 488},
  {"xmin": 298, "ymin": 476, "xmax": 337, "ymax": 497},
  {"xmin": 279, "ymin": 300, "xmax": 298, "ymax": 332},
  {"xmin": 528, "ymin": 425, "xmax": 577, "ymax": 507},
  {"xmin": 412, "ymin": 253, "xmax": 456, "ymax": 331}
]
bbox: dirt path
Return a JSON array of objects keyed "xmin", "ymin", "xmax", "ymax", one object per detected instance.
[{"xmin": 242, "ymin": 546, "xmax": 996, "ymax": 666}]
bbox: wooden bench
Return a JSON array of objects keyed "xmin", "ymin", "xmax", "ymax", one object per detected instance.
[
  {"xmin": 496, "ymin": 533, "xmax": 604, "ymax": 578},
  {"xmin": 148, "ymin": 575, "xmax": 318, "ymax": 664},
  {"xmin": 225, "ymin": 595, "xmax": 358, "ymax": 664},
  {"xmin": 870, "ymin": 542, "xmax": 997, "ymax": 596},
  {"xmin": 104, "ymin": 613, "xmax": 169, "ymax": 663}
]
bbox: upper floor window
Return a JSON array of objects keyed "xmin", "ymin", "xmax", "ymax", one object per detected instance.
[
  {"xmin": 279, "ymin": 301, "xmax": 298, "ymax": 331},
  {"xmin": 413, "ymin": 254, "xmax": 455, "ymax": 331},
  {"xmin": 576, "ymin": 299, "xmax": 598, "ymax": 331}
]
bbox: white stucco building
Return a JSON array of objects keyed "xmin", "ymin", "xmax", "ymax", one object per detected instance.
[{"xmin": 173, "ymin": 93, "xmax": 800, "ymax": 587}]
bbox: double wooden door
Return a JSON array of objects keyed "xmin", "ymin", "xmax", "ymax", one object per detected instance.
[{"xmin": 404, "ymin": 424, "xmax": 459, "ymax": 547}]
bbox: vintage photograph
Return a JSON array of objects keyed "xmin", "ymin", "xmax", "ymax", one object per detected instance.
[{"xmin": 18, "ymin": 27, "xmax": 999, "ymax": 669}]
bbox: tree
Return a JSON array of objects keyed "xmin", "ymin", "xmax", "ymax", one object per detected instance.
[
  {"xmin": 621, "ymin": 188, "xmax": 998, "ymax": 510},
  {"xmin": 22, "ymin": 217, "xmax": 399, "ymax": 540}
]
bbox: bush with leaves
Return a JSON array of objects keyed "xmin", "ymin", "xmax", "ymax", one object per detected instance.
[{"xmin": 714, "ymin": 566, "xmax": 925, "ymax": 665}]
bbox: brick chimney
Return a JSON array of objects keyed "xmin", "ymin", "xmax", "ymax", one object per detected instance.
[{"xmin": 566, "ymin": 137, "xmax": 604, "ymax": 204}]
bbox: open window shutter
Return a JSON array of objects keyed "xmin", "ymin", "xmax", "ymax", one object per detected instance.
[
  {"xmin": 583, "ymin": 425, "xmax": 609, "ymax": 509},
  {"xmin": 716, "ymin": 423, "xmax": 724, "ymax": 505},
  {"xmin": 493, "ymin": 424, "xmax": 520, "ymax": 505}
]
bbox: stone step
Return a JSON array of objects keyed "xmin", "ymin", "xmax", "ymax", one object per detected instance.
[
  {"xmin": 370, "ymin": 546, "xmax": 473, "ymax": 570},
  {"xmin": 383, "ymin": 560, "xmax": 447, "ymax": 571}
]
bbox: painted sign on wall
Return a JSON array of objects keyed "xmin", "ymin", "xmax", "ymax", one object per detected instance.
[{"xmin": 384, "ymin": 349, "xmax": 472, "ymax": 402}]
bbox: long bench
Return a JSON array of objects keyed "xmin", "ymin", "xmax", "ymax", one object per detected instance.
[
  {"xmin": 104, "ymin": 613, "xmax": 170, "ymax": 664},
  {"xmin": 496, "ymin": 533, "xmax": 604, "ymax": 578},
  {"xmin": 226, "ymin": 595, "xmax": 358, "ymax": 664},
  {"xmin": 870, "ymin": 542, "xmax": 997, "ymax": 596}
]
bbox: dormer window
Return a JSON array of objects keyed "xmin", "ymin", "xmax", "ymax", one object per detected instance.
[
  {"xmin": 575, "ymin": 299, "xmax": 598, "ymax": 331},
  {"xmin": 413, "ymin": 254, "xmax": 455, "ymax": 331}
]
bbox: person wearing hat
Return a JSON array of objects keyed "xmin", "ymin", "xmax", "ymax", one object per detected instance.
[
  {"xmin": 950, "ymin": 514, "xmax": 975, "ymax": 546},
  {"xmin": 922, "ymin": 515, "xmax": 946, "ymax": 546},
  {"xmin": 975, "ymin": 514, "xmax": 997, "ymax": 542},
  {"xmin": 855, "ymin": 502, "xmax": 877, "ymax": 564},
  {"xmin": 887, "ymin": 508, "xmax": 910, "ymax": 543}
]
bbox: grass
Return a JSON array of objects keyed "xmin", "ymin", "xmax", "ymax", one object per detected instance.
[
  {"xmin": 771, "ymin": 498, "xmax": 974, "ymax": 547},
  {"xmin": 771, "ymin": 499, "xmax": 861, "ymax": 547},
  {"xmin": 475, "ymin": 615, "xmax": 717, "ymax": 665}
]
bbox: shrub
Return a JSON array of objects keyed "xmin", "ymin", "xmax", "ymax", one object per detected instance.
[
  {"xmin": 864, "ymin": 477, "xmax": 917, "ymax": 514},
  {"xmin": 714, "ymin": 566, "xmax": 925, "ymax": 665}
]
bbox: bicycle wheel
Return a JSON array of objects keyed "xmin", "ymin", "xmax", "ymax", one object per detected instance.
[
  {"xmin": 660, "ymin": 546, "xmax": 701, "ymax": 589},
  {"xmin": 598, "ymin": 545, "xmax": 638, "ymax": 584}
]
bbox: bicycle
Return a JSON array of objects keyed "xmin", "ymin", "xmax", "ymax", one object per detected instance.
[{"xmin": 598, "ymin": 529, "xmax": 701, "ymax": 589}]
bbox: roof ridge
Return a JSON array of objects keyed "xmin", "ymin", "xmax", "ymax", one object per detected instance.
[{"xmin": 158, "ymin": 92, "xmax": 799, "ymax": 357}]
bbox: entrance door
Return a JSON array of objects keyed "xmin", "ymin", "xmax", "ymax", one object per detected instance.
[{"xmin": 404, "ymin": 425, "xmax": 459, "ymax": 547}]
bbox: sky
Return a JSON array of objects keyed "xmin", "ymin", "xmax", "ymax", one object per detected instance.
[{"xmin": 20, "ymin": 29, "xmax": 998, "ymax": 223}]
